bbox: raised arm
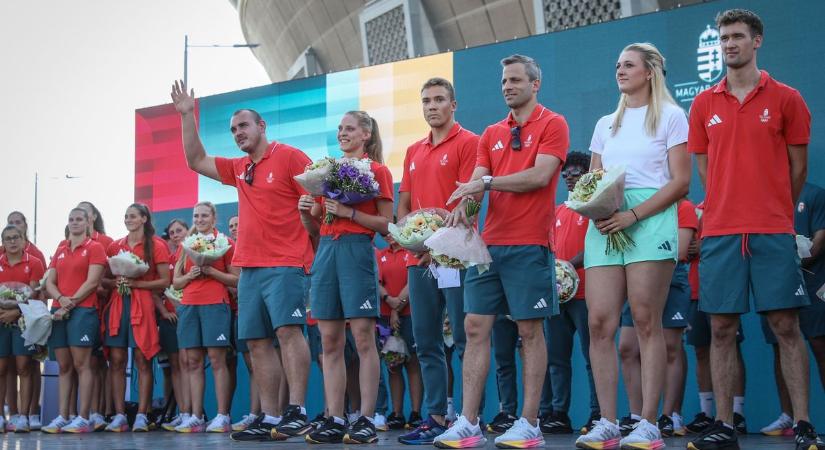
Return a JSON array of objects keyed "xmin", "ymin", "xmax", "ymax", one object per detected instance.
[{"xmin": 170, "ymin": 80, "xmax": 221, "ymax": 181}]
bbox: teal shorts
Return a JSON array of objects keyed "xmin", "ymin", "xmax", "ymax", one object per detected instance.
[
  {"xmin": 760, "ymin": 290, "xmax": 825, "ymax": 344},
  {"xmin": 0, "ymin": 325, "xmax": 36, "ymax": 357},
  {"xmin": 49, "ymin": 306, "xmax": 100, "ymax": 349},
  {"xmin": 232, "ymin": 314, "xmax": 248, "ymax": 353},
  {"xmin": 686, "ymin": 301, "xmax": 745, "ymax": 346},
  {"xmin": 177, "ymin": 303, "xmax": 232, "ymax": 349},
  {"xmin": 237, "ymin": 266, "xmax": 307, "ymax": 340},
  {"xmin": 620, "ymin": 262, "xmax": 691, "ymax": 328},
  {"xmin": 104, "ymin": 294, "xmax": 137, "ymax": 349},
  {"xmin": 310, "ymin": 235, "xmax": 380, "ymax": 320},
  {"xmin": 464, "ymin": 245, "xmax": 558, "ymax": 320},
  {"xmin": 584, "ymin": 188, "xmax": 678, "ymax": 268},
  {"xmin": 699, "ymin": 234, "xmax": 809, "ymax": 314},
  {"xmin": 158, "ymin": 317, "xmax": 178, "ymax": 354}
]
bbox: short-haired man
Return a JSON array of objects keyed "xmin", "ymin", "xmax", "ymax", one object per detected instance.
[
  {"xmin": 686, "ymin": 9, "xmax": 823, "ymax": 450},
  {"xmin": 396, "ymin": 77, "xmax": 478, "ymax": 445},
  {"xmin": 170, "ymin": 82, "xmax": 314, "ymax": 442},
  {"xmin": 434, "ymin": 54, "xmax": 568, "ymax": 449}
]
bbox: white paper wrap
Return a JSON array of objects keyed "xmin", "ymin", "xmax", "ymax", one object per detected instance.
[
  {"xmin": 555, "ymin": 259, "xmax": 580, "ymax": 304},
  {"xmin": 424, "ymin": 225, "xmax": 493, "ymax": 274},
  {"xmin": 293, "ymin": 162, "xmax": 332, "ymax": 196},
  {"xmin": 19, "ymin": 301, "xmax": 52, "ymax": 347},
  {"xmin": 108, "ymin": 251, "xmax": 150, "ymax": 278},
  {"xmin": 564, "ymin": 168, "xmax": 627, "ymax": 220}
]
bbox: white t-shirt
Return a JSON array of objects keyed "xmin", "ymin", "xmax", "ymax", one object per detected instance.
[{"xmin": 589, "ymin": 103, "xmax": 688, "ymax": 189}]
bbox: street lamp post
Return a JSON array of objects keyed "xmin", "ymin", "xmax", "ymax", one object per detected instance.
[{"xmin": 183, "ymin": 34, "xmax": 260, "ymax": 87}]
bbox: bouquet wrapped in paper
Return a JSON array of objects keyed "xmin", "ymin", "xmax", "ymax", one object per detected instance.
[
  {"xmin": 564, "ymin": 167, "xmax": 635, "ymax": 255},
  {"xmin": 18, "ymin": 300, "xmax": 52, "ymax": 347},
  {"xmin": 797, "ymin": 235, "xmax": 813, "ymax": 259},
  {"xmin": 294, "ymin": 157, "xmax": 334, "ymax": 196},
  {"xmin": 108, "ymin": 250, "xmax": 150, "ymax": 296},
  {"xmin": 0, "ymin": 283, "xmax": 32, "ymax": 309},
  {"xmin": 424, "ymin": 224, "xmax": 493, "ymax": 274},
  {"xmin": 321, "ymin": 158, "xmax": 380, "ymax": 223},
  {"xmin": 387, "ymin": 209, "xmax": 448, "ymax": 252},
  {"xmin": 555, "ymin": 259, "xmax": 580, "ymax": 304},
  {"xmin": 164, "ymin": 286, "xmax": 183, "ymax": 304},
  {"xmin": 381, "ymin": 332, "xmax": 410, "ymax": 369},
  {"xmin": 182, "ymin": 232, "xmax": 231, "ymax": 266}
]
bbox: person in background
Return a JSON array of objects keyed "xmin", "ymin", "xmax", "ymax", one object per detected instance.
[{"xmin": 228, "ymin": 216, "xmax": 239, "ymax": 241}]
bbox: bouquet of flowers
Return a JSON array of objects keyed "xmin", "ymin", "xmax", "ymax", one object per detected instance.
[
  {"xmin": 182, "ymin": 232, "xmax": 231, "ymax": 266},
  {"xmin": 797, "ymin": 234, "xmax": 813, "ymax": 259},
  {"xmin": 379, "ymin": 330, "xmax": 409, "ymax": 369},
  {"xmin": 424, "ymin": 224, "xmax": 493, "ymax": 274},
  {"xmin": 321, "ymin": 158, "xmax": 380, "ymax": 223},
  {"xmin": 164, "ymin": 286, "xmax": 183, "ymax": 304},
  {"xmin": 555, "ymin": 259, "xmax": 580, "ymax": 304},
  {"xmin": 387, "ymin": 209, "xmax": 448, "ymax": 252},
  {"xmin": 294, "ymin": 157, "xmax": 335, "ymax": 196},
  {"xmin": 565, "ymin": 167, "xmax": 635, "ymax": 255},
  {"xmin": 108, "ymin": 250, "xmax": 150, "ymax": 296},
  {"xmin": 0, "ymin": 283, "xmax": 32, "ymax": 309},
  {"xmin": 18, "ymin": 300, "xmax": 52, "ymax": 346}
]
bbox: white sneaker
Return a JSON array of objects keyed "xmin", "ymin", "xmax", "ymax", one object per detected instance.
[
  {"xmin": 206, "ymin": 414, "xmax": 231, "ymax": 433},
  {"xmin": 374, "ymin": 413, "xmax": 388, "ymax": 432},
  {"xmin": 619, "ymin": 419, "xmax": 664, "ymax": 449},
  {"xmin": 162, "ymin": 414, "xmax": 184, "ymax": 431},
  {"xmin": 90, "ymin": 413, "xmax": 107, "ymax": 431},
  {"xmin": 42, "ymin": 415, "xmax": 69, "ymax": 434},
  {"xmin": 28, "ymin": 415, "xmax": 42, "ymax": 431},
  {"xmin": 760, "ymin": 412, "xmax": 794, "ymax": 436},
  {"xmin": 231, "ymin": 413, "xmax": 257, "ymax": 431},
  {"xmin": 61, "ymin": 415, "xmax": 93, "ymax": 433},
  {"xmin": 494, "ymin": 417, "xmax": 545, "ymax": 448},
  {"xmin": 175, "ymin": 415, "xmax": 206, "ymax": 433},
  {"xmin": 11, "ymin": 415, "xmax": 29, "ymax": 433},
  {"xmin": 132, "ymin": 413, "xmax": 150, "ymax": 432},
  {"xmin": 347, "ymin": 411, "xmax": 361, "ymax": 425},
  {"xmin": 433, "ymin": 415, "xmax": 487, "ymax": 448},
  {"xmin": 105, "ymin": 414, "xmax": 130, "ymax": 432},
  {"xmin": 576, "ymin": 417, "xmax": 621, "ymax": 449}
]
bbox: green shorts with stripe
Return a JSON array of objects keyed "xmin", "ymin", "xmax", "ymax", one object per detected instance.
[
  {"xmin": 699, "ymin": 234, "xmax": 809, "ymax": 314},
  {"xmin": 237, "ymin": 266, "xmax": 308, "ymax": 340},
  {"xmin": 463, "ymin": 245, "xmax": 558, "ymax": 320},
  {"xmin": 177, "ymin": 303, "xmax": 232, "ymax": 349},
  {"xmin": 0, "ymin": 325, "xmax": 36, "ymax": 357},
  {"xmin": 310, "ymin": 235, "xmax": 380, "ymax": 320},
  {"xmin": 620, "ymin": 262, "xmax": 691, "ymax": 328},
  {"xmin": 584, "ymin": 188, "xmax": 678, "ymax": 268},
  {"xmin": 49, "ymin": 306, "xmax": 99, "ymax": 350}
]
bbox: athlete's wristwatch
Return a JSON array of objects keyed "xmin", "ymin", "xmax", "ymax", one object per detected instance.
[{"xmin": 481, "ymin": 175, "xmax": 493, "ymax": 191}]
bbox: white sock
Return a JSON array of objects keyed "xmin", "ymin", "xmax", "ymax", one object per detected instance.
[
  {"xmin": 672, "ymin": 413, "xmax": 683, "ymax": 429},
  {"xmin": 332, "ymin": 416, "xmax": 346, "ymax": 425},
  {"xmin": 733, "ymin": 396, "xmax": 745, "ymax": 415},
  {"xmin": 630, "ymin": 413, "xmax": 642, "ymax": 421},
  {"xmin": 299, "ymin": 406, "xmax": 307, "ymax": 416},
  {"xmin": 699, "ymin": 392, "xmax": 714, "ymax": 416},
  {"xmin": 262, "ymin": 414, "xmax": 280, "ymax": 425}
]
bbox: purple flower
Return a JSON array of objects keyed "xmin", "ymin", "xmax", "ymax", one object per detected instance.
[{"xmin": 357, "ymin": 174, "xmax": 372, "ymax": 188}]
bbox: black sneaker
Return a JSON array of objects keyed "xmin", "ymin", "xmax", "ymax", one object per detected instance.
[
  {"xmin": 306, "ymin": 417, "xmax": 347, "ymax": 444},
  {"xmin": 486, "ymin": 411, "xmax": 518, "ymax": 434},
  {"xmin": 406, "ymin": 411, "xmax": 423, "ymax": 429},
  {"xmin": 686, "ymin": 412, "xmax": 715, "ymax": 434},
  {"xmin": 344, "ymin": 416, "xmax": 378, "ymax": 444},
  {"xmin": 619, "ymin": 415, "xmax": 640, "ymax": 437},
  {"xmin": 230, "ymin": 414, "xmax": 276, "ymax": 442},
  {"xmin": 309, "ymin": 413, "xmax": 326, "ymax": 430},
  {"xmin": 658, "ymin": 414, "xmax": 675, "ymax": 437},
  {"xmin": 687, "ymin": 420, "xmax": 739, "ymax": 450},
  {"xmin": 539, "ymin": 411, "xmax": 573, "ymax": 434},
  {"xmin": 733, "ymin": 412, "xmax": 747, "ymax": 435},
  {"xmin": 578, "ymin": 411, "xmax": 600, "ymax": 434},
  {"xmin": 794, "ymin": 420, "xmax": 825, "ymax": 450},
  {"xmin": 273, "ymin": 405, "xmax": 311, "ymax": 439},
  {"xmin": 386, "ymin": 412, "xmax": 406, "ymax": 430}
]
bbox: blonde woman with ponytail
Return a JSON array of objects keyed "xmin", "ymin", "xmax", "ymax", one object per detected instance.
[
  {"xmin": 172, "ymin": 201, "xmax": 239, "ymax": 433},
  {"xmin": 576, "ymin": 43, "xmax": 691, "ymax": 450},
  {"xmin": 297, "ymin": 111, "xmax": 393, "ymax": 444}
]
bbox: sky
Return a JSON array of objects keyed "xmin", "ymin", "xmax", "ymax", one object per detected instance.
[{"xmin": 0, "ymin": 0, "xmax": 270, "ymax": 259}]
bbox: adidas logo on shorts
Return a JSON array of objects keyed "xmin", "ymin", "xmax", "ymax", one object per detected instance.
[
  {"xmin": 360, "ymin": 299, "xmax": 374, "ymax": 310},
  {"xmin": 672, "ymin": 312, "xmax": 684, "ymax": 321},
  {"xmin": 292, "ymin": 308, "xmax": 303, "ymax": 318},
  {"xmin": 533, "ymin": 298, "xmax": 548, "ymax": 309},
  {"xmin": 216, "ymin": 334, "xmax": 227, "ymax": 341},
  {"xmin": 80, "ymin": 335, "xmax": 90, "ymax": 342},
  {"xmin": 795, "ymin": 285, "xmax": 806, "ymax": 296},
  {"xmin": 658, "ymin": 241, "xmax": 672, "ymax": 251}
]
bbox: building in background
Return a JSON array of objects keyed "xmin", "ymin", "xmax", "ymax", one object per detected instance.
[{"xmin": 229, "ymin": 0, "xmax": 705, "ymax": 82}]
